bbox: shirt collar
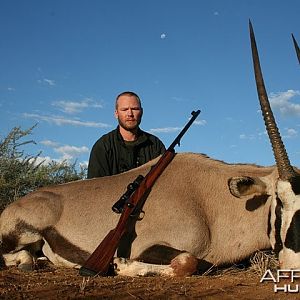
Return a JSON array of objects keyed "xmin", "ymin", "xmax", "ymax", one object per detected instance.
[{"xmin": 116, "ymin": 126, "xmax": 148, "ymax": 146}]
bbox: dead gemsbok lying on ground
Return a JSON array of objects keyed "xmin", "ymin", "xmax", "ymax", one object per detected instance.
[{"xmin": 1, "ymin": 22, "xmax": 299, "ymax": 277}]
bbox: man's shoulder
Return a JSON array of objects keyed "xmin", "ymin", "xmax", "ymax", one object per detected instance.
[
  {"xmin": 140, "ymin": 130, "xmax": 164, "ymax": 145},
  {"xmin": 100, "ymin": 128, "xmax": 119, "ymax": 140},
  {"xmin": 93, "ymin": 128, "xmax": 119, "ymax": 147},
  {"xmin": 139, "ymin": 129, "xmax": 157, "ymax": 139}
]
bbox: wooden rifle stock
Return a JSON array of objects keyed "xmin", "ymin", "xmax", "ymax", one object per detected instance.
[
  {"xmin": 79, "ymin": 110, "xmax": 200, "ymax": 277},
  {"xmin": 79, "ymin": 150, "xmax": 175, "ymax": 276}
]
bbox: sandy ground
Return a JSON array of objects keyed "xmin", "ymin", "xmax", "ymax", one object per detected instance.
[{"xmin": 0, "ymin": 261, "xmax": 298, "ymax": 299}]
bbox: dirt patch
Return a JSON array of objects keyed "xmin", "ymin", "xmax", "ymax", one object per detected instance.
[{"xmin": 0, "ymin": 262, "xmax": 297, "ymax": 299}]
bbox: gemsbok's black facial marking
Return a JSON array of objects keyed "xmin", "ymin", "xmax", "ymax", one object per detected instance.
[
  {"xmin": 273, "ymin": 197, "xmax": 283, "ymax": 255},
  {"xmin": 289, "ymin": 176, "xmax": 300, "ymax": 195},
  {"xmin": 284, "ymin": 210, "xmax": 300, "ymax": 253},
  {"xmin": 267, "ymin": 210, "xmax": 272, "ymax": 237}
]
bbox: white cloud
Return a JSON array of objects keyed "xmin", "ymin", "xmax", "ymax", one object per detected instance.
[
  {"xmin": 171, "ymin": 96, "xmax": 191, "ymax": 103},
  {"xmin": 149, "ymin": 127, "xmax": 182, "ymax": 134},
  {"xmin": 54, "ymin": 145, "xmax": 89, "ymax": 161},
  {"xmin": 283, "ymin": 128, "xmax": 298, "ymax": 139},
  {"xmin": 270, "ymin": 89, "xmax": 300, "ymax": 116},
  {"xmin": 38, "ymin": 78, "xmax": 56, "ymax": 86},
  {"xmin": 40, "ymin": 140, "xmax": 59, "ymax": 147},
  {"xmin": 149, "ymin": 119, "xmax": 206, "ymax": 134},
  {"xmin": 258, "ymin": 130, "xmax": 267, "ymax": 137},
  {"xmin": 79, "ymin": 161, "xmax": 88, "ymax": 169},
  {"xmin": 160, "ymin": 33, "xmax": 167, "ymax": 39},
  {"xmin": 44, "ymin": 78, "xmax": 55, "ymax": 86},
  {"xmin": 194, "ymin": 120, "xmax": 207, "ymax": 126},
  {"xmin": 23, "ymin": 113, "xmax": 111, "ymax": 128},
  {"xmin": 52, "ymin": 98, "xmax": 103, "ymax": 114},
  {"xmin": 239, "ymin": 133, "xmax": 255, "ymax": 140},
  {"xmin": 39, "ymin": 140, "xmax": 90, "ymax": 163},
  {"xmin": 29, "ymin": 155, "xmax": 54, "ymax": 166}
]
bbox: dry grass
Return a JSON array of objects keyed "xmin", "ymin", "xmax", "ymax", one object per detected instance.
[
  {"xmin": 248, "ymin": 250, "xmax": 278, "ymax": 276},
  {"xmin": 205, "ymin": 250, "xmax": 278, "ymax": 279}
]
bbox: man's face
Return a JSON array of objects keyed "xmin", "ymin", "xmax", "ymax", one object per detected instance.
[{"xmin": 115, "ymin": 95, "xmax": 143, "ymax": 131}]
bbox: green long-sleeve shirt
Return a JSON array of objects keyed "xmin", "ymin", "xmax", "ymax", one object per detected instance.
[{"xmin": 87, "ymin": 127, "xmax": 165, "ymax": 178}]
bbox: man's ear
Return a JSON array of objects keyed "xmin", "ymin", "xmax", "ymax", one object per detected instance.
[{"xmin": 114, "ymin": 110, "xmax": 118, "ymax": 119}]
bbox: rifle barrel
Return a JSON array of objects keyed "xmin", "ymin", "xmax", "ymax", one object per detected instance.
[{"xmin": 168, "ymin": 110, "xmax": 200, "ymax": 150}]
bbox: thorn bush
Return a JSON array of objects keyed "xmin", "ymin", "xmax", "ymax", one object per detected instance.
[{"xmin": 0, "ymin": 125, "xmax": 86, "ymax": 212}]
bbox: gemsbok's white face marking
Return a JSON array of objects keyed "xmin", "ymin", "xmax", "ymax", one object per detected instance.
[{"xmin": 274, "ymin": 178, "xmax": 300, "ymax": 269}]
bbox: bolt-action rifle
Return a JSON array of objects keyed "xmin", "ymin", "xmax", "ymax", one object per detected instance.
[{"xmin": 79, "ymin": 110, "xmax": 200, "ymax": 277}]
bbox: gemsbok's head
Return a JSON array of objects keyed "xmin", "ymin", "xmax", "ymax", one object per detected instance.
[{"xmin": 249, "ymin": 21, "xmax": 300, "ymax": 269}]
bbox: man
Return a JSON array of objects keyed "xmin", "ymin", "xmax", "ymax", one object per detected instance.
[{"xmin": 87, "ymin": 91, "xmax": 166, "ymax": 178}]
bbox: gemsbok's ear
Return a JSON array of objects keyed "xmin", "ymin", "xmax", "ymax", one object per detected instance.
[{"xmin": 228, "ymin": 176, "xmax": 267, "ymax": 198}]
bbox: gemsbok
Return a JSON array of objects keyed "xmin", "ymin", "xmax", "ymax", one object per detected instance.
[{"xmin": 0, "ymin": 21, "xmax": 299, "ymax": 277}]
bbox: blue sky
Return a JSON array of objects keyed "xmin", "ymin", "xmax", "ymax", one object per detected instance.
[{"xmin": 1, "ymin": 0, "xmax": 299, "ymax": 171}]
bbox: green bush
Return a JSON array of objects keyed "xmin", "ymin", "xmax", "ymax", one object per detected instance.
[{"xmin": 0, "ymin": 125, "xmax": 86, "ymax": 212}]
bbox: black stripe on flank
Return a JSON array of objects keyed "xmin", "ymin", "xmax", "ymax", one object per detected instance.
[
  {"xmin": 1, "ymin": 220, "xmax": 37, "ymax": 253},
  {"xmin": 0, "ymin": 220, "xmax": 90, "ymax": 266},
  {"xmin": 1, "ymin": 233, "xmax": 19, "ymax": 253},
  {"xmin": 285, "ymin": 210, "xmax": 300, "ymax": 253},
  {"xmin": 42, "ymin": 227, "xmax": 90, "ymax": 265},
  {"xmin": 273, "ymin": 197, "xmax": 283, "ymax": 255}
]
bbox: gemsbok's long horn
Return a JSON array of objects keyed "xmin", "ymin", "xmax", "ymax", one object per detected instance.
[
  {"xmin": 292, "ymin": 33, "xmax": 300, "ymax": 65},
  {"xmin": 249, "ymin": 20, "xmax": 296, "ymax": 181}
]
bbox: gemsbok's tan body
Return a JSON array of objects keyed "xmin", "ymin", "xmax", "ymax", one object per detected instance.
[
  {"xmin": 0, "ymin": 153, "xmax": 281, "ymax": 275},
  {"xmin": 1, "ymin": 22, "xmax": 299, "ymax": 277}
]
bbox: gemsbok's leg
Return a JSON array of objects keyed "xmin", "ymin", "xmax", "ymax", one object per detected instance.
[{"xmin": 114, "ymin": 252, "xmax": 198, "ymax": 277}]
